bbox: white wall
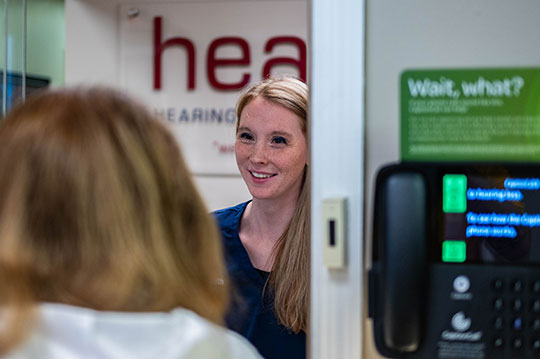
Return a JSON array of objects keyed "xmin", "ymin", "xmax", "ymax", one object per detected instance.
[
  {"xmin": 310, "ymin": 0, "xmax": 365, "ymax": 358},
  {"xmin": 65, "ymin": 0, "xmax": 119, "ymax": 86},
  {"xmin": 364, "ymin": 0, "xmax": 540, "ymax": 357}
]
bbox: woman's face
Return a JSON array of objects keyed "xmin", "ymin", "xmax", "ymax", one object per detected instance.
[{"xmin": 235, "ymin": 96, "xmax": 307, "ymax": 202}]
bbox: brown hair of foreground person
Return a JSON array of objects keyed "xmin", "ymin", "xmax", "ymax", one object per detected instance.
[{"xmin": 0, "ymin": 87, "xmax": 229, "ymax": 353}]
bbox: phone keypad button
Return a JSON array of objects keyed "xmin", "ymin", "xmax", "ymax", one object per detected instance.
[
  {"xmin": 532, "ymin": 338, "xmax": 540, "ymax": 352},
  {"xmin": 513, "ymin": 337, "xmax": 524, "ymax": 351},
  {"xmin": 531, "ymin": 280, "xmax": 540, "ymax": 294},
  {"xmin": 531, "ymin": 300, "xmax": 540, "ymax": 313},
  {"xmin": 493, "ymin": 336, "xmax": 504, "ymax": 349},
  {"xmin": 493, "ymin": 297, "xmax": 504, "ymax": 311},
  {"xmin": 513, "ymin": 317, "xmax": 524, "ymax": 331},
  {"xmin": 532, "ymin": 318, "xmax": 540, "ymax": 331},
  {"xmin": 492, "ymin": 278, "xmax": 504, "ymax": 292},
  {"xmin": 513, "ymin": 298, "xmax": 524, "ymax": 312},
  {"xmin": 512, "ymin": 279, "xmax": 524, "ymax": 293},
  {"xmin": 493, "ymin": 316, "xmax": 504, "ymax": 330}
]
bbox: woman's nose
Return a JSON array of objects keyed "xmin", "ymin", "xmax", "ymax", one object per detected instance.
[{"xmin": 250, "ymin": 142, "xmax": 267, "ymax": 164}]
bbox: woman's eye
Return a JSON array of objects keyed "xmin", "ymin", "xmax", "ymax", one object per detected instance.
[
  {"xmin": 272, "ymin": 136, "xmax": 287, "ymax": 145},
  {"xmin": 239, "ymin": 132, "xmax": 254, "ymax": 141}
]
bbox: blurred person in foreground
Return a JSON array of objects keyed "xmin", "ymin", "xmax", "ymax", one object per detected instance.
[
  {"xmin": 213, "ymin": 75, "xmax": 309, "ymax": 359},
  {"xmin": 0, "ymin": 87, "xmax": 263, "ymax": 359}
]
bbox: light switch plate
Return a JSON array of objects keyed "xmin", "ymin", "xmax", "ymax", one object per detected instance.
[{"xmin": 322, "ymin": 197, "xmax": 347, "ymax": 269}]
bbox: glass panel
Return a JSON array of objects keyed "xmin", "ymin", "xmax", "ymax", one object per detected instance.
[
  {"xmin": 0, "ymin": 0, "xmax": 26, "ymax": 116},
  {"xmin": 0, "ymin": 0, "xmax": 61, "ymax": 117},
  {"xmin": 26, "ymin": 0, "xmax": 63, "ymax": 88},
  {"xmin": 0, "ymin": 0, "xmax": 5, "ymax": 115}
]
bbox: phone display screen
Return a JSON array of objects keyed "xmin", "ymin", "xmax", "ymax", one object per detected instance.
[{"xmin": 442, "ymin": 171, "xmax": 540, "ymax": 264}]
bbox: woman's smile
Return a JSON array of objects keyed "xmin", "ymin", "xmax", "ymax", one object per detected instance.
[{"xmin": 249, "ymin": 170, "xmax": 276, "ymax": 180}]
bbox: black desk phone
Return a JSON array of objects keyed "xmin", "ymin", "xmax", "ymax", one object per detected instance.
[{"xmin": 369, "ymin": 163, "xmax": 540, "ymax": 359}]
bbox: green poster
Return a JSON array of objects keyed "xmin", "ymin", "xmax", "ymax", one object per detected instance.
[{"xmin": 401, "ymin": 67, "xmax": 540, "ymax": 162}]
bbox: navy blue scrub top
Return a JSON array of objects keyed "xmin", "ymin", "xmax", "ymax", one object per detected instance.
[{"xmin": 213, "ymin": 201, "xmax": 306, "ymax": 359}]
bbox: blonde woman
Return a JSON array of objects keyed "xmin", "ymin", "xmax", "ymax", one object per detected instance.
[
  {"xmin": 214, "ymin": 75, "xmax": 309, "ymax": 359},
  {"xmin": 0, "ymin": 87, "xmax": 262, "ymax": 359}
]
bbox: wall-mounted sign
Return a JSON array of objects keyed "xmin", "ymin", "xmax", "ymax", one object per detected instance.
[
  {"xmin": 401, "ymin": 68, "xmax": 540, "ymax": 162},
  {"xmin": 119, "ymin": 1, "xmax": 307, "ymax": 175}
]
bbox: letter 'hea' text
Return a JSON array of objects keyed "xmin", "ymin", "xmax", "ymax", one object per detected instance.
[{"xmin": 153, "ymin": 16, "xmax": 307, "ymax": 91}]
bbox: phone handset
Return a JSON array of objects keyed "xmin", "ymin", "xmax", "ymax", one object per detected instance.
[{"xmin": 379, "ymin": 171, "xmax": 428, "ymax": 354}]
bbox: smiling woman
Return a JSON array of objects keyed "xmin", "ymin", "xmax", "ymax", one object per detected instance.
[
  {"xmin": 213, "ymin": 75, "xmax": 309, "ymax": 359},
  {"xmin": 235, "ymin": 96, "xmax": 307, "ymax": 203}
]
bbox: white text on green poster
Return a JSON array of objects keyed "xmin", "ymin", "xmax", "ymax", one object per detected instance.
[{"xmin": 401, "ymin": 68, "xmax": 540, "ymax": 162}]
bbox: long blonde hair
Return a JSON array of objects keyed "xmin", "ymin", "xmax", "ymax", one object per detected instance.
[
  {"xmin": 0, "ymin": 87, "xmax": 229, "ymax": 352},
  {"xmin": 236, "ymin": 76, "xmax": 310, "ymax": 333}
]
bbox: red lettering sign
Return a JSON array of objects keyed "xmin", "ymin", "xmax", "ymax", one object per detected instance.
[
  {"xmin": 153, "ymin": 17, "xmax": 195, "ymax": 90},
  {"xmin": 263, "ymin": 36, "xmax": 306, "ymax": 81},
  {"xmin": 207, "ymin": 37, "xmax": 251, "ymax": 90},
  {"xmin": 153, "ymin": 16, "xmax": 306, "ymax": 91}
]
